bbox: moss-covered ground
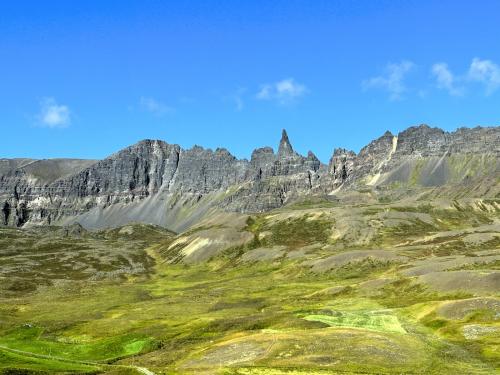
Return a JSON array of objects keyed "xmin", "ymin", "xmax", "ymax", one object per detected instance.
[{"xmin": 0, "ymin": 200, "xmax": 498, "ymax": 374}]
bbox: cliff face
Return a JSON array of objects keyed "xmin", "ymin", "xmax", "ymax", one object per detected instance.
[
  {"xmin": 323, "ymin": 125, "xmax": 500, "ymax": 190},
  {"xmin": 0, "ymin": 158, "xmax": 97, "ymax": 226},
  {"xmin": 221, "ymin": 130, "xmax": 322, "ymax": 212},
  {"xmin": 0, "ymin": 130, "xmax": 321, "ymax": 226},
  {"xmin": 1, "ymin": 125, "xmax": 499, "ymax": 229}
]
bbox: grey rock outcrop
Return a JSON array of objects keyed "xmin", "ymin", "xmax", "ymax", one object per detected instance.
[
  {"xmin": 0, "ymin": 130, "xmax": 324, "ymax": 226},
  {"xmin": 327, "ymin": 148, "xmax": 357, "ymax": 186},
  {"xmin": 1, "ymin": 124, "xmax": 499, "ymax": 229},
  {"xmin": 277, "ymin": 129, "xmax": 295, "ymax": 157},
  {"xmin": 0, "ymin": 158, "xmax": 97, "ymax": 226},
  {"xmin": 325, "ymin": 125, "xmax": 500, "ymax": 189},
  {"xmin": 222, "ymin": 130, "xmax": 323, "ymax": 212}
]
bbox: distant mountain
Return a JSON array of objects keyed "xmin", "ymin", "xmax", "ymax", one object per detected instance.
[{"xmin": 1, "ymin": 125, "xmax": 498, "ymax": 230}]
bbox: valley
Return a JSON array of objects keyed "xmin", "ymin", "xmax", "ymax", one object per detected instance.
[{"xmin": 1, "ymin": 194, "xmax": 498, "ymax": 374}]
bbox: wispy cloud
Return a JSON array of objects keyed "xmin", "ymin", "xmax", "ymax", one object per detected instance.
[
  {"xmin": 363, "ymin": 61, "xmax": 415, "ymax": 100},
  {"xmin": 224, "ymin": 87, "xmax": 246, "ymax": 111},
  {"xmin": 431, "ymin": 63, "xmax": 464, "ymax": 96},
  {"xmin": 140, "ymin": 97, "xmax": 174, "ymax": 116},
  {"xmin": 468, "ymin": 57, "xmax": 500, "ymax": 95},
  {"xmin": 37, "ymin": 97, "xmax": 71, "ymax": 128},
  {"xmin": 256, "ymin": 78, "xmax": 308, "ymax": 104}
]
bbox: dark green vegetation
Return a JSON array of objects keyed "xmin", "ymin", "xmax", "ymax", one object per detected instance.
[{"xmin": 0, "ymin": 198, "xmax": 499, "ymax": 374}]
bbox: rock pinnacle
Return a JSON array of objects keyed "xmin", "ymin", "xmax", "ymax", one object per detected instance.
[{"xmin": 278, "ymin": 129, "xmax": 294, "ymax": 157}]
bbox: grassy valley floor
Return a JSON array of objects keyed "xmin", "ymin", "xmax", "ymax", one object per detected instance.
[{"xmin": 0, "ymin": 198, "xmax": 499, "ymax": 374}]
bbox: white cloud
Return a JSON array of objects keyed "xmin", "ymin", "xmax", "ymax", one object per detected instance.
[
  {"xmin": 256, "ymin": 85, "xmax": 271, "ymax": 100},
  {"xmin": 220, "ymin": 88, "xmax": 246, "ymax": 111},
  {"xmin": 468, "ymin": 57, "xmax": 500, "ymax": 95},
  {"xmin": 227, "ymin": 87, "xmax": 246, "ymax": 111},
  {"xmin": 363, "ymin": 61, "xmax": 415, "ymax": 100},
  {"xmin": 140, "ymin": 97, "xmax": 174, "ymax": 116},
  {"xmin": 37, "ymin": 98, "xmax": 71, "ymax": 128},
  {"xmin": 431, "ymin": 63, "xmax": 464, "ymax": 96},
  {"xmin": 256, "ymin": 78, "xmax": 307, "ymax": 104}
]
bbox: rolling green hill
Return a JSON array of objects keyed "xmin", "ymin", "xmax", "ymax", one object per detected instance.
[{"xmin": 1, "ymin": 195, "xmax": 498, "ymax": 374}]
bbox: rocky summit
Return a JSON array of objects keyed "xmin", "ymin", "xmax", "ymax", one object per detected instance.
[{"xmin": 1, "ymin": 125, "xmax": 499, "ymax": 231}]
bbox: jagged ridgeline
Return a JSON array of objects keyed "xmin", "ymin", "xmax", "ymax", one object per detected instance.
[{"xmin": 1, "ymin": 125, "xmax": 499, "ymax": 230}]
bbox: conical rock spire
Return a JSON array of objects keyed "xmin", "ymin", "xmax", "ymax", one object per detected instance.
[{"xmin": 278, "ymin": 129, "xmax": 294, "ymax": 157}]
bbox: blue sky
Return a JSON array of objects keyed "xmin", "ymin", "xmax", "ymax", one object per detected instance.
[{"xmin": 1, "ymin": 0, "xmax": 499, "ymax": 162}]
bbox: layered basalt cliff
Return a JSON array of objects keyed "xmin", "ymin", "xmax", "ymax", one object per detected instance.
[
  {"xmin": 323, "ymin": 125, "xmax": 500, "ymax": 190},
  {"xmin": 1, "ymin": 125, "xmax": 499, "ymax": 228}
]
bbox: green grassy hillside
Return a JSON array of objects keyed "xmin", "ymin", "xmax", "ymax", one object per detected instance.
[{"xmin": 0, "ymin": 198, "xmax": 499, "ymax": 374}]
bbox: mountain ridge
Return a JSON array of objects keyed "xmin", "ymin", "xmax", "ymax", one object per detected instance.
[{"xmin": 1, "ymin": 124, "xmax": 499, "ymax": 229}]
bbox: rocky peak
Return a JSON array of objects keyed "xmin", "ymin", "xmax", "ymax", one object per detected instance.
[
  {"xmin": 357, "ymin": 130, "xmax": 395, "ymax": 161},
  {"xmin": 215, "ymin": 148, "xmax": 234, "ymax": 157},
  {"xmin": 1, "ymin": 124, "xmax": 499, "ymax": 228},
  {"xmin": 396, "ymin": 124, "xmax": 447, "ymax": 156},
  {"xmin": 398, "ymin": 124, "xmax": 444, "ymax": 138},
  {"xmin": 447, "ymin": 126, "xmax": 500, "ymax": 154},
  {"xmin": 330, "ymin": 148, "xmax": 356, "ymax": 162},
  {"xmin": 306, "ymin": 150, "xmax": 319, "ymax": 161},
  {"xmin": 328, "ymin": 148, "xmax": 357, "ymax": 182},
  {"xmin": 250, "ymin": 147, "xmax": 275, "ymax": 165},
  {"xmin": 251, "ymin": 146, "xmax": 274, "ymax": 157},
  {"xmin": 277, "ymin": 129, "xmax": 295, "ymax": 158},
  {"xmin": 123, "ymin": 139, "xmax": 168, "ymax": 153},
  {"xmin": 305, "ymin": 151, "xmax": 321, "ymax": 172}
]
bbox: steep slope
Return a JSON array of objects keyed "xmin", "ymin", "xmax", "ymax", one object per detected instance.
[
  {"xmin": 0, "ymin": 131, "xmax": 323, "ymax": 229},
  {"xmin": 325, "ymin": 125, "xmax": 500, "ymax": 193},
  {"xmin": 220, "ymin": 130, "xmax": 322, "ymax": 212},
  {"xmin": 0, "ymin": 125, "xmax": 499, "ymax": 230},
  {"xmin": 0, "ymin": 158, "xmax": 97, "ymax": 226}
]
